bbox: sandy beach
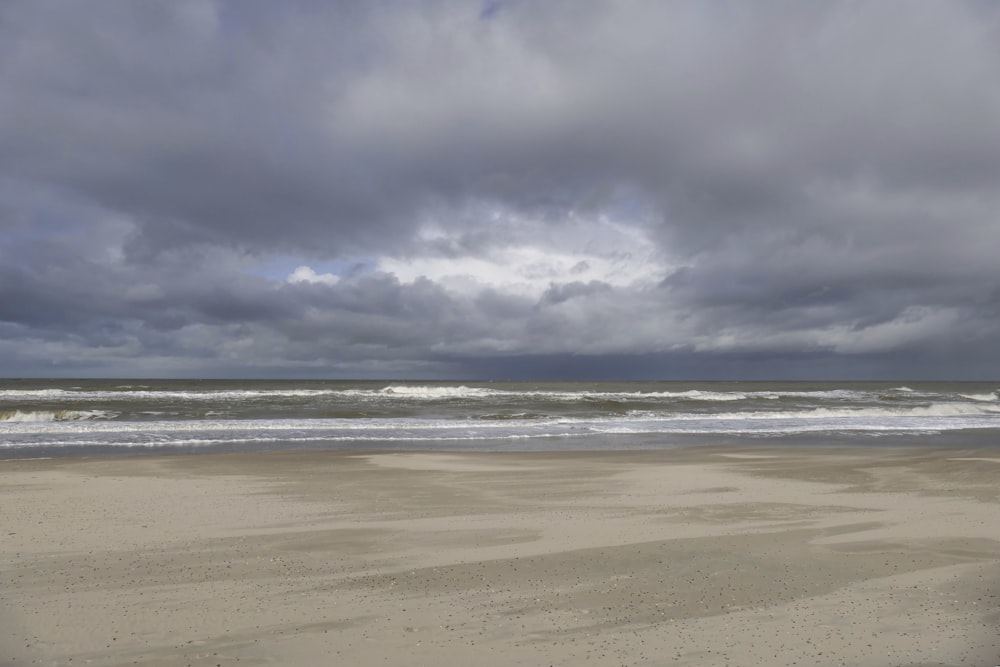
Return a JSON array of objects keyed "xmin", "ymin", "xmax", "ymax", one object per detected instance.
[{"xmin": 2, "ymin": 446, "xmax": 998, "ymax": 666}]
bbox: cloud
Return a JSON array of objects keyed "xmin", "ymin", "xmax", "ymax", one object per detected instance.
[
  {"xmin": 1, "ymin": 0, "xmax": 999, "ymax": 378},
  {"xmin": 287, "ymin": 266, "xmax": 339, "ymax": 286}
]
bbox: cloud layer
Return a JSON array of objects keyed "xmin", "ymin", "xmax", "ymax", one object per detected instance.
[{"xmin": 2, "ymin": 0, "xmax": 999, "ymax": 378}]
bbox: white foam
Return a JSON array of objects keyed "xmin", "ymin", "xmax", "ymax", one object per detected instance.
[
  {"xmin": 0, "ymin": 428, "xmax": 577, "ymax": 449},
  {"xmin": 959, "ymin": 392, "xmax": 998, "ymax": 402},
  {"xmin": 0, "ymin": 417, "xmax": 524, "ymax": 435},
  {"xmin": 627, "ymin": 402, "xmax": 1000, "ymax": 421},
  {"xmin": 0, "ymin": 385, "xmax": 945, "ymax": 405},
  {"xmin": 0, "ymin": 388, "xmax": 348, "ymax": 402},
  {"xmin": 378, "ymin": 385, "xmax": 498, "ymax": 399},
  {"xmin": 530, "ymin": 388, "xmax": 870, "ymax": 402},
  {"xmin": 0, "ymin": 386, "xmax": 862, "ymax": 403},
  {"xmin": 0, "ymin": 409, "xmax": 117, "ymax": 423},
  {"xmin": 0, "ymin": 389, "xmax": 76, "ymax": 399},
  {"xmin": 799, "ymin": 403, "xmax": 1000, "ymax": 418},
  {"xmin": 646, "ymin": 390, "xmax": 751, "ymax": 401}
]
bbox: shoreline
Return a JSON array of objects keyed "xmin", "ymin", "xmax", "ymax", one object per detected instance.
[{"xmin": 3, "ymin": 446, "xmax": 999, "ymax": 665}]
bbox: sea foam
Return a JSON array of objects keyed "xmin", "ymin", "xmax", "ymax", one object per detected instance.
[{"xmin": 0, "ymin": 409, "xmax": 117, "ymax": 423}]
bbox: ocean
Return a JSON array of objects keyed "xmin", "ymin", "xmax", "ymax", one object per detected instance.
[{"xmin": 1, "ymin": 379, "xmax": 999, "ymax": 458}]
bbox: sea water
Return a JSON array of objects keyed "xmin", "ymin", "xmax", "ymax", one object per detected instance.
[{"xmin": 1, "ymin": 379, "xmax": 999, "ymax": 457}]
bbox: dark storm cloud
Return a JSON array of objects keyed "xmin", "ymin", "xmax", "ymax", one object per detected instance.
[{"xmin": 2, "ymin": 0, "xmax": 1000, "ymax": 377}]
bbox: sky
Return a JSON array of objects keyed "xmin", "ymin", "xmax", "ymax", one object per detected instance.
[{"xmin": 1, "ymin": 0, "xmax": 1000, "ymax": 380}]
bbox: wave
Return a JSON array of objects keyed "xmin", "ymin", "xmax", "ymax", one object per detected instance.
[
  {"xmin": 3, "ymin": 407, "xmax": 999, "ymax": 451},
  {"xmin": 959, "ymin": 391, "xmax": 998, "ymax": 402},
  {"xmin": 638, "ymin": 390, "xmax": 755, "ymax": 401},
  {"xmin": 371, "ymin": 387, "xmax": 874, "ymax": 402},
  {"xmin": 0, "ymin": 388, "xmax": 350, "ymax": 401},
  {"xmin": 0, "ymin": 389, "xmax": 77, "ymax": 399},
  {"xmin": 0, "ymin": 417, "xmax": 519, "ymax": 435},
  {"xmin": 476, "ymin": 412, "xmax": 548, "ymax": 420},
  {"xmin": 377, "ymin": 385, "xmax": 498, "ymax": 399},
  {"xmin": 0, "ymin": 409, "xmax": 117, "ymax": 423},
  {"xmin": 0, "ymin": 385, "xmax": 974, "ymax": 406},
  {"xmin": 1, "ymin": 416, "xmax": 989, "ymax": 449},
  {"xmin": 4, "ymin": 400, "xmax": 997, "ymax": 434},
  {"xmin": 0, "ymin": 385, "xmax": 878, "ymax": 403},
  {"xmin": 365, "ymin": 386, "xmax": 997, "ymax": 405},
  {"xmin": 626, "ymin": 402, "xmax": 1000, "ymax": 421},
  {"xmin": 0, "ymin": 386, "xmax": 509, "ymax": 402}
]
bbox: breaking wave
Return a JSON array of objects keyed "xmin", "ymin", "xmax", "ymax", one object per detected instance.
[
  {"xmin": 0, "ymin": 409, "xmax": 118, "ymax": 423},
  {"xmin": 627, "ymin": 402, "xmax": 1000, "ymax": 421},
  {"xmin": 0, "ymin": 385, "xmax": 981, "ymax": 405},
  {"xmin": 377, "ymin": 385, "xmax": 497, "ymax": 399},
  {"xmin": 959, "ymin": 391, "xmax": 999, "ymax": 402}
]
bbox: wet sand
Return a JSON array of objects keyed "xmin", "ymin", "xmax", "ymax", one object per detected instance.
[{"xmin": 2, "ymin": 446, "xmax": 998, "ymax": 666}]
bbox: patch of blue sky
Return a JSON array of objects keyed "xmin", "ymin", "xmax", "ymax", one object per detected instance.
[
  {"xmin": 602, "ymin": 183, "xmax": 660, "ymax": 226},
  {"xmin": 250, "ymin": 255, "xmax": 377, "ymax": 282},
  {"xmin": 480, "ymin": 1, "xmax": 504, "ymax": 20}
]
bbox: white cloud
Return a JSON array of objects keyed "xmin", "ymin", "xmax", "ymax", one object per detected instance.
[
  {"xmin": 286, "ymin": 265, "xmax": 340, "ymax": 286},
  {"xmin": 376, "ymin": 214, "xmax": 666, "ymax": 297}
]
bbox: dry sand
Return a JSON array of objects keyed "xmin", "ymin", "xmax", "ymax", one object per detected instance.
[{"xmin": 1, "ymin": 445, "xmax": 998, "ymax": 666}]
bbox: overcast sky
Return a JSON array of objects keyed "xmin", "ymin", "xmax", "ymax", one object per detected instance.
[{"xmin": 1, "ymin": 0, "xmax": 999, "ymax": 380}]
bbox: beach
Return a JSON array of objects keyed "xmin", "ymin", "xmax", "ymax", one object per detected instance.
[{"xmin": 2, "ymin": 446, "xmax": 998, "ymax": 666}]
